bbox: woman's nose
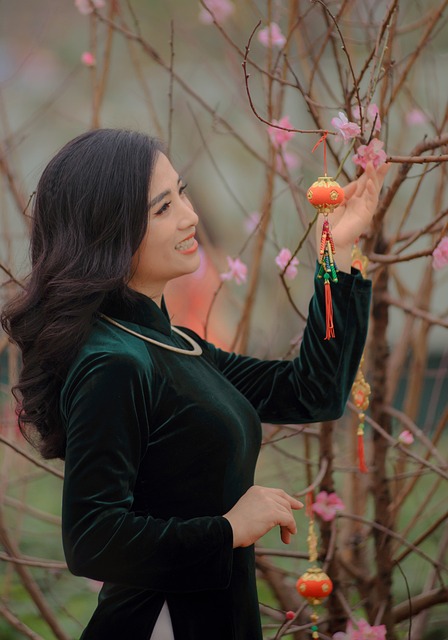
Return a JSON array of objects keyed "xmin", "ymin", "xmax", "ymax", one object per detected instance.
[{"xmin": 181, "ymin": 200, "xmax": 199, "ymax": 227}]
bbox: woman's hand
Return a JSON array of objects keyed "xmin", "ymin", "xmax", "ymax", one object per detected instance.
[
  {"xmin": 223, "ymin": 485, "xmax": 303, "ymax": 548},
  {"xmin": 316, "ymin": 162, "xmax": 389, "ymax": 273}
]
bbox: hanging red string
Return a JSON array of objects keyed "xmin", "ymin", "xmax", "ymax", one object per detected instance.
[
  {"xmin": 311, "ymin": 130, "xmax": 328, "ymax": 175},
  {"xmin": 306, "ymin": 490, "xmax": 314, "ymax": 518}
]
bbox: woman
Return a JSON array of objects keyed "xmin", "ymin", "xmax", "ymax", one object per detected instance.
[{"xmin": 2, "ymin": 129, "xmax": 387, "ymax": 639}]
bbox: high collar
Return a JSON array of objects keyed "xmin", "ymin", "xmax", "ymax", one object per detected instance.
[{"xmin": 100, "ymin": 289, "xmax": 172, "ymax": 336}]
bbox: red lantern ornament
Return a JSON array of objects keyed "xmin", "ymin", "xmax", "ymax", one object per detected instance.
[
  {"xmin": 307, "ymin": 133, "xmax": 344, "ymax": 341},
  {"xmin": 296, "ymin": 494, "xmax": 334, "ymax": 638},
  {"xmin": 296, "ymin": 566, "xmax": 333, "ymax": 605},
  {"xmin": 308, "ymin": 177, "xmax": 343, "ymax": 340},
  {"xmin": 307, "ymin": 176, "xmax": 344, "ymax": 214}
]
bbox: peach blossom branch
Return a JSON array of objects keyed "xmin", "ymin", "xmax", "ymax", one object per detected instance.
[
  {"xmin": 0, "ymin": 263, "xmax": 25, "ymax": 289},
  {"xmin": 0, "ymin": 552, "xmax": 67, "ymax": 570},
  {"xmin": 386, "ymin": 154, "xmax": 448, "ymax": 164},
  {"xmin": 92, "ymin": 8, "xmax": 266, "ymax": 164},
  {"xmin": 0, "ymin": 601, "xmax": 45, "ymax": 640},
  {"xmin": 379, "ymin": 293, "xmax": 448, "ymax": 329},
  {"xmin": 0, "ymin": 435, "xmax": 64, "ymax": 480},
  {"xmin": 242, "ymin": 21, "xmax": 333, "ymax": 136},
  {"xmin": 311, "ymin": 0, "xmax": 363, "ymax": 134}
]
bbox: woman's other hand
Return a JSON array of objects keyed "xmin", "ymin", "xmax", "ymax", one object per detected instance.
[{"xmin": 223, "ymin": 485, "xmax": 303, "ymax": 548}]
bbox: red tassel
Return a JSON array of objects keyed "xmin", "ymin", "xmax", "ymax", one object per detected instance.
[
  {"xmin": 324, "ymin": 278, "xmax": 335, "ymax": 340},
  {"xmin": 306, "ymin": 491, "xmax": 314, "ymax": 517},
  {"xmin": 357, "ymin": 425, "xmax": 368, "ymax": 473}
]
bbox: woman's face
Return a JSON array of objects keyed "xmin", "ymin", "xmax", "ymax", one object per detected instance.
[{"xmin": 128, "ymin": 153, "xmax": 200, "ymax": 302}]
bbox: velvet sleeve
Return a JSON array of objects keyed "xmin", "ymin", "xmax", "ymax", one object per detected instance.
[
  {"xmin": 204, "ymin": 266, "xmax": 371, "ymax": 423},
  {"xmin": 60, "ymin": 351, "xmax": 233, "ymax": 591}
]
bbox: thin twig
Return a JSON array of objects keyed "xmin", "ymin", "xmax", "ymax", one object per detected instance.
[{"xmin": 0, "ymin": 435, "xmax": 64, "ymax": 480}]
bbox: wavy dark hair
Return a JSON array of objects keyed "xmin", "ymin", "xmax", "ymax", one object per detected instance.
[{"xmin": 1, "ymin": 128, "xmax": 163, "ymax": 460}]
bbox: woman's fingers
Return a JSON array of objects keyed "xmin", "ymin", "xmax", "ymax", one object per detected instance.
[
  {"xmin": 343, "ymin": 179, "xmax": 358, "ymax": 202},
  {"xmin": 280, "ymin": 526, "xmax": 292, "ymax": 545},
  {"xmin": 223, "ymin": 485, "xmax": 303, "ymax": 548}
]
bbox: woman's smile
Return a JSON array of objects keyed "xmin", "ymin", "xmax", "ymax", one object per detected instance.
[{"xmin": 175, "ymin": 234, "xmax": 198, "ymax": 253}]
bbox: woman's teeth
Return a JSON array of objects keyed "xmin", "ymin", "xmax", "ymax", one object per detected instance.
[{"xmin": 175, "ymin": 237, "xmax": 194, "ymax": 251}]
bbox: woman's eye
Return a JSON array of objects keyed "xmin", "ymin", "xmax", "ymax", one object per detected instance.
[
  {"xmin": 155, "ymin": 201, "xmax": 171, "ymax": 215},
  {"xmin": 179, "ymin": 183, "xmax": 188, "ymax": 196}
]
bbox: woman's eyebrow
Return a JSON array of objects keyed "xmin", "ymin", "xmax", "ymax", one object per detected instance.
[{"xmin": 148, "ymin": 177, "xmax": 182, "ymax": 208}]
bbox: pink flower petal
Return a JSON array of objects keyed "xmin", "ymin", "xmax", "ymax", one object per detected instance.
[
  {"xmin": 352, "ymin": 103, "xmax": 382, "ymax": 132},
  {"xmin": 331, "ymin": 112, "xmax": 361, "ymax": 143},
  {"xmin": 275, "ymin": 248, "xmax": 299, "ymax": 280},
  {"xmin": 245, "ymin": 211, "xmax": 261, "ymax": 234},
  {"xmin": 258, "ymin": 22, "xmax": 286, "ymax": 48},
  {"xmin": 199, "ymin": 0, "xmax": 234, "ymax": 24},
  {"xmin": 398, "ymin": 430, "xmax": 414, "ymax": 445},
  {"xmin": 353, "ymin": 138, "xmax": 387, "ymax": 169},
  {"xmin": 432, "ymin": 237, "xmax": 448, "ymax": 270},
  {"xmin": 312, "ymin": 491, "xmax": 345, "ymax": 522},
  {"xmin": 81, "ymin": 51, "xmax": 96, "ymax": 67},
  {"xmin": 367, "ymin": 103, "xmax": 381, "ymax": 132},
  {"xmin": 75, "ymin": 0, "xmax": 105, "ymax": 15},
  {"xmin": 268, "ymin": 115, "xmax": 295, "ymax": 148},
  {"xmin": 220, "ymin": 256, "xmax": 248, "ymax": 285},
  {"xmin": 406, "ymin": 108, "xmax": 428, "ymax": 125},
  {"xmin": 275, "ymin": 151, "xmax": 300, "ymax": 172},
  {"xmin": 333, "ymin": 618, "xmax": 386, "ymax": 640}
]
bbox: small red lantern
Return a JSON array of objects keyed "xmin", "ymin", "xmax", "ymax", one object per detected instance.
[
  {"xmin": 307, "ymin": 176, "xmax": 344, "ymax": 214},
  {"xmin": 296, "ymin": 566, "xmax": 333, "ymax": 606},
  {"xmin": 307, "ymin": 175, "xmax": 344, "ymax": 340}
]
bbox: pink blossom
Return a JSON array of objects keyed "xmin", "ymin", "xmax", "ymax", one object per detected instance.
[
  {"xmin": 275, "ymin": 150, "xmax": 300, "ymax": 172},
  {"xmin": 245, "ymin": 211, "xmax": 261, "ymax": 234},
  {"xmin": 75, "ymin": 0, "xmax": 105, "ymax": 15},
  {"xmin": 258, "ymin": 22, "xmax": 286, "ymax": 48},
  {"xmin": 275, "ymin": 248, "xmax": 299, "ymax": 280},
  {"xmin": 333, "ymin": 619, "xmax": 386, "ymax": 640},
  {"xmin": 432, "ymin": 237, "xmax": 448, "ymax": 270},
  {"xmin": 220, "ymin": 256, "xmax": 247, "ymax": 285},
  {"xmin": 268, "ymin": 115, "xmax": 295, "ymax": 148},
  {"xmin": 199, "ymin": 0, "xmax": 234, "ymax": 24},
  {"xmin": 352, "ymin": 618, "xmax": 386, "ymax": 640},
  {"xmin": 312, "ymin": 491, "xmax": 345, "ymax": 522},
  {"xmin": 398, "ymin": 430, "xmax": 414, "ymax": 445},
  {"xmin": 331, "ymin": 112, "xmax": 361, "ymax": 142},
  {"xmin": 367, "ymin": 103, "xmax": 381, "ymax": 132},
  {"xmin": 406, "ymin": 108, "xmax": 428, "ymax": 125},
  {"xmin": 352, "ymin": 139, "xmax": 387, "ymax": 169},
  {"xmin": 352, "ymin": 103, "xmax": 381, "ymax": 132},
  {"xmin": 81, "ymin": 51, "xmax": 96, "ymax": 67}
]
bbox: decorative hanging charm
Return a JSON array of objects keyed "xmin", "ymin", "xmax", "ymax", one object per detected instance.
[
  {"xmin": 350, "ymin": 242, "xmax": 371, "ymax": 473},
  {"xmin": 351, "ymin": 357, "xmax": 370, "ymax": 473},
  {"xmin": 296, "ymin": 495, "xmax": 333, "ymax": 638},
  {"xmin": 307, "ymin": 132, "xmax": 344, "ymax": 340}
]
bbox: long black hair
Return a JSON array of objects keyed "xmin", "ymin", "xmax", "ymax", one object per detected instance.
[{"xmin": 1, "ymin": 128, "xmax": 163, "ymax": 459}]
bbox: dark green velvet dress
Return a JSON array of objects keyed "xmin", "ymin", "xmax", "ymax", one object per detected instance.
[{"xmin": 60, "ymin": 267, "xmax": 371, "ymax": 640}]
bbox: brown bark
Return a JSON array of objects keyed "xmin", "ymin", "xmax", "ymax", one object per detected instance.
[
  {"xmin": 318, "ymin": 421, "xmax": 347, "ymax": 634},
  {"xmin": 369, "ymin": 233, "xmax": 396, "ymax": 639}
]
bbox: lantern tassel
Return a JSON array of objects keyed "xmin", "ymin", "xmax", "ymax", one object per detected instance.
[
  {"xmin": 324, "ymin": 275, "xmax": 335, "ymax": 340},
  {"xmin": 357, "ymin": 423, "xmax": 368, "ymax": 473}
]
